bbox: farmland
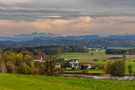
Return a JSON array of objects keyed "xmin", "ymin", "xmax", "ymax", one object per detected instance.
[
  {"xmin": 59, "ymin": 52, "xmax": 135, "ymax": 60},
  {"xmin": 60, "ymin": 52, "xmax": 135, "ymax": 74},
  {"xmin": 0, "ymin": 73, "xmax": 135, "ymax": 90}
]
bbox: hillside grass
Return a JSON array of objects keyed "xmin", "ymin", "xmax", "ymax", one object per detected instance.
[{"xmin": 0, "ymin": 73, "xmax": 135, "ymax": 90}]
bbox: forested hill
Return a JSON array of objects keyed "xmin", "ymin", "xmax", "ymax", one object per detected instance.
[{"xmin": 0, "ymin": 34, "xmax": 135, "ymax": 48}]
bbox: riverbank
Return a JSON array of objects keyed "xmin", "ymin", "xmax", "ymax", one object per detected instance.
[{"xmin": 62, "ymin": 73, "xmax": 135, "ymax": 81}]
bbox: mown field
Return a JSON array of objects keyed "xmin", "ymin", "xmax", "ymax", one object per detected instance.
[
  {"xmin": 60, "ymin": 52, "xmax": 135, "ymax": 74},
  {"xmin": 59, "ymin": 51, "xmax": 106, "ymax": 59},
  {"xmin": 0, "ymin": 73, "xmax": 135, "ymax": 90}
]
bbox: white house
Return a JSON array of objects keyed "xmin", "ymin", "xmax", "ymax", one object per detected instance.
[{"xmin": 69, "ymin": 59, "xmax": 80, "ymax": 69}]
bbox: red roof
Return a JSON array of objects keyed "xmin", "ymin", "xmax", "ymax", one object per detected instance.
[{"xmin": 33, "ymin": 55, "xmax": 48, "ymax": 61}]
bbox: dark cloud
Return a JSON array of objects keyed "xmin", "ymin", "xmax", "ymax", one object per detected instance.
[
  {"xmin": 0, "ymin": 0, "xmax": 134, "ymax": 20},
  {"xmin": 81, "ymin": 0, "xmax": 135, "ymax": 8}
]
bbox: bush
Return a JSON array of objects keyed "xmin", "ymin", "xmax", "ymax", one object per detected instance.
[
  {"xmin": 30, "ymin": 67, "xmax": 44, "ymax": 75},
  {"xmin": 93, "ymin": 59, "xmax": 98, "ymax": 61},
  {"xmin": 128, "ymin": 65, "xmax": 133, "ymax": 75},
  {"xmin": 102, "ymin": 60, "xmax": 106, "ymax": 62}
]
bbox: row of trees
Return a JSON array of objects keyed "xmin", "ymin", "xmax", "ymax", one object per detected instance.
[
  {"xmin": 104, "ymin": 60, "xmax": 125, "ymax": 76},
  {"xmin": 104, "ymin": 60, "xmax": 135, "ymax": 76},
  {"xmin": 106, "ymin": 49, "xmax": 135, "ymax": 55},
  {"xmin": 5, "ymin": 45, "xmax": 89, "ymax": 54}
]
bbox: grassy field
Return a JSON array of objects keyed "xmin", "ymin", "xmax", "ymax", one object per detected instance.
[
  {"xmin": 59, "ymin": 52, "xmax": 91, "ymax": 58},
  {"xmin": 0, "ymin": 73, "xmax": 135, "ymax": 90},
  {"xmin": 60, "ymin": 52, "xmax": 135, "ymax": 60}
]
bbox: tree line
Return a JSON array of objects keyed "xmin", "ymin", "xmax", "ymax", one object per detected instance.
[
  {"xmin": 5, "ymin": 45, "xmax": 89, "ymax": 54},
  {"xmin": 106, "ymin": 49, "xmax": 135, "ymax": 55},
  {"xmin": 0, "ymin": 49, "xmax": 62, "ymax": 76}
]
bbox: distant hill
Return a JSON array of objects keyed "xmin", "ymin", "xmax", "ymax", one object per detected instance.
[
  {"xmin": 0, "ymin": 34, "xmax": 135, "ymax": 48},
  {"xmin": 15, "ymin": 32, "xmax": 59, "ymax": 38},
  {"xmin": 108, "ymin": 35, "xmax": 135, "ymax": 39}
]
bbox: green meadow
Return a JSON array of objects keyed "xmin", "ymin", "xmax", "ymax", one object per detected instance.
[
  {"xmin": 59, "ymin": 51, "xmax": 105, "ymax": 59},
  {"xmin": 0, "ymin": 73, "xmax": 135, "ymax": 90}
]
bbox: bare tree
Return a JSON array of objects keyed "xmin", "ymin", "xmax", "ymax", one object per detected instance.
[{"xmin": 41, "ymin": 55, "xmax": 61, "ymax": 76}]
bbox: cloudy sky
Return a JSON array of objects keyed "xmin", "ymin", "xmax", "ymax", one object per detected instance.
[{"xmin": 0, "ymin": 0, "xmax": 135, "ymax": 36}]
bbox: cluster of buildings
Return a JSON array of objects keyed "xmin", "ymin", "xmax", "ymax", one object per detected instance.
[
  {"xmin": 66, "ymin": 59, "xmax": 93, "ymax": 70},
  {"xmin": 33, "ymin": 55, "xmax": 93, "ymax": 70}
]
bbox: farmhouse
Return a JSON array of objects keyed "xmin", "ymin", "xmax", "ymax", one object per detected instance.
[
  {"xmin": 33, "ymin": 55, "xmax": 47, "ymax": 62},
  {"xmin": 66, "ymin": 59, "xmax": 93, "ymax": 70},
  {"xmin": 68, "ymin": 59, "xmax": 80, "ymax": 69}
]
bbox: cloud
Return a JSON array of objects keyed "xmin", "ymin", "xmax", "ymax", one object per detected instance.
[
  {"xmin": 80, "ymin": 0, "xmax": 135, "ymax": 8},
  {"xmin": 0, "ymin": 16, "xmax": 92, "ymax": 35},
  {"xmin": 94, "ymin": 16, "xmax": 135, "ymax": 24},
  {"xmin": 0, "ymin": 16, "xmax": 135, "ymax": 35},
  {"xmin": 0, "ymin": 0, "xmax": 134, "ymax": 36},
  {"xmin": 0, "ymin": 0, "xmax": 32, "ymax": 5}
]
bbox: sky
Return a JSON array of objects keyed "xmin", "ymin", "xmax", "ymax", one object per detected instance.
[{"xmin": 0, "ymin": 0, "xmax": 135, "ymax": 36}]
